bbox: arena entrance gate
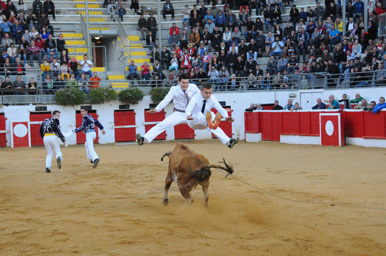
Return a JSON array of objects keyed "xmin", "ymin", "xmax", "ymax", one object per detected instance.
[
  {"xmin": 0, "ymin": 113, "xmax": 7, "ymax": 147},
  {"xmin": 76, "ymin": 110, "xmax": 99, "ymax": 144},
  {"xmin": 211, "ymin": 106, "xmax": 233, "ymax": 138},
  {"xmin": 30, "ymin": 112, "xmax": 51, "ymax": 146},
  {"xmin": 113, "ymin": 110, "xmax": 136, "ymax": 142},
  {"xmin": 144, "ymin": 109, "xmax": 166, "ymax": 140}
]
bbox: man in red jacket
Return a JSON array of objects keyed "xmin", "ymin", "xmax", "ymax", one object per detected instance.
[{"xmin": 34, "ymin": 34, "xmax": 46, "ymax": 58}]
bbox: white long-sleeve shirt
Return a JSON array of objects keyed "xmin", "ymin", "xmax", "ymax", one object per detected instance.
[
  {"xmin": 185, "ymin": 92, "xmax": 228, "ymax": 119},
  {"xmin": 155, "ymin": 83, "xmax": 200, "ymax": 112}
]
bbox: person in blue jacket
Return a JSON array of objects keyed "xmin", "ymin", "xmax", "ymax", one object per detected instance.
[
  {"xmin": 372, "ymin": 97, "xmax": 386, "ymax": 113},
  {"xmin": 75, "ymin": 107, "xmax": 106, "ymax": 168}
]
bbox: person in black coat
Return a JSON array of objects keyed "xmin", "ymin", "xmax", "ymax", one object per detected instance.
[
  {"xmin": 43, "ymin": 0, "xmax": 55, "ymax": 20},
  {"xmin": 32, "ymin": 0, "xmax": 43, "ymax": 18}
]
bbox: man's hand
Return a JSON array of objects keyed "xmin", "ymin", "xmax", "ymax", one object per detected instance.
[
  {"xmin": 102, "ymin": 130, "xmax": 106, "ymax": 135},
  {"xmin": 148, "ymin": 109, "xmax": 157, "ymax": 114},
  {"xmin": 187, "ymin": 115, "xmax": 193, "ymax": 120},
  {"xmin": 225, "ymin": 117, "xmax": 234, "ymax": 122}
]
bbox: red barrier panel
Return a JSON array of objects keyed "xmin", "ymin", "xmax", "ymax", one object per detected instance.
[
  {"xmin": 174, "ymin": 124, "xmax": 195, "ymax": 139},
  {"xmin": 363, "ymin": 111, "xmax": 386, "ymax": 139},
  {"xmin": 344, "ymin": 111, "xmax": 363, "ymax": 138},
  {"xmin": 114, "ymin": 110, "xmax": 136, "ymax": 142},
  {"xmin": 144, "ymin": 109, "xmax": 166, "ymax": 140},
  {"xmin": 245, "ymin": 112, "xmax": 260, "ymax": 133},
  {"xmin": 272, "ymin": 112, "xmax": 282, "ymax": 141},
  {"xmin": 30, "ymin": 112, "xmax": 51, "ymax": 146},
  {"xmin": 299, "ymin": 112, "xmax": 311, "ymax": 136},
  {"xmin": 76, "ymin": 111, "xmax": 99, "ymax": 144},
  {"xmin": 0, "ymin": 114, "xmax": 7, "ymax": 147},
  {"xmin": 260, "ymin": 112, "xmax": 272, "ymax": 141},
  {"xmin": 281, "ymin": 111, "xmax": 300, "ymax": 135},
  {"xmin": 310, "ymin": 111, "xmax": 321, "ymax": 136}
]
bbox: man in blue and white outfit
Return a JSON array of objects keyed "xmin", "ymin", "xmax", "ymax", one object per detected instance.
[
  {"xmin": 39, "ymin": 110, "xmax": 67, "ymax": 173},
  {"xmin": 75, "ymin": 107, "xmax": 106, "ymax": 168}
]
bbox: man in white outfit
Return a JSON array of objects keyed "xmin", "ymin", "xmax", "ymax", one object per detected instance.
[
  {"xmin": 39, "ymin": 110, "xmax": 67, "ymax": 173},
  {"xmin": 185, "ymin": 82, "xmax": 238, "ymax": 148},
  {"xmin": 136, "ymin": 73, "xmax": 200, "ymax": 145},
  {"xmin": 75, "ymin": 107, "xmax": 106, "ymax": 168}
]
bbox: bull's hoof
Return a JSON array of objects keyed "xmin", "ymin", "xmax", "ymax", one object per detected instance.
[{"xmin": 163, "ymin": 199, "xmax": 169, "ymax": 206}]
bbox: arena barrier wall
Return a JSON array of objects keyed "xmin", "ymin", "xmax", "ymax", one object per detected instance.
[
  {"xmin": 0, "ymin": 113, "xmax": 7, "ymax": 147},
  {"xmin": 245, "ymin": 110, "xmax": 386, "ymax": 148}
]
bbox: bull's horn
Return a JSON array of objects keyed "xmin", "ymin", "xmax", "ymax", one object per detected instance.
[{"xmin": 161, "ymin": 151, "xmax": 172, "ymax": 161}]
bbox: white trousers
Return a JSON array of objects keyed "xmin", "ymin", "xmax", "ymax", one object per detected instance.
[
  {"xmin": 85, "ymin": 132, "xmax": 98, "ymax": 161},
  {"xmin": 144, "ymin": 112, "xmax": 187, "ymax": 143},
  {"xmin": 187, "ymin": 112, "xmax": 231, "ymax": 145},
  {"xmin": 44, "ymin": 136, "xmax": 62, "ymax": 169}
]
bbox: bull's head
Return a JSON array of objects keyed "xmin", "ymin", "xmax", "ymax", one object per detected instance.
[{"xmin": 207, "ymin": 158, "xmax": 234, "ymax": 178}]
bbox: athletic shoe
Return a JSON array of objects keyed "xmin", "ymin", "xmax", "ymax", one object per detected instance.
[
  {"xmin": 213, "ymin": 112, "xmax": 222, "ymax": 130},
  {"xmin": 46, "ymin": 168, "xmax": 51, "ymax": 173},
  {"xmin": 93, "ymin": 158, "xmax": 100, "ymax": 168},
  {"xmin": 206, "ymin": 111, "xmax": 213, "ymax": 129},
  {"xmin": 136, "ymin": 133, "xmax": 144, "ymax": 146},
  {"xmin": 56, "ymin": 157, "xmax": 62, "ymax": 169},
  {"xmin": 227, "ymin": 138, "xmax": 239, "ymax": 149}
]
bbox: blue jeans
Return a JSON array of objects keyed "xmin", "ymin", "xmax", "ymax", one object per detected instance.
[
  {"xmin": 269, "ymin": 51, "xmax": 283, "ymax": 57},
  {"xmin": 18, "ymin": 53, "xmax": 27, "ymax": 65},
  {"xmin": 119, "ymin": 9, "xmax": 125, "ymax": 21},
  {"xmin": 265, "ymin": 19, "xmax": 270, "ymax": 31},
  {"xmin": 82, "ymin": 70, "xmax": 92, "ymax": 78}
]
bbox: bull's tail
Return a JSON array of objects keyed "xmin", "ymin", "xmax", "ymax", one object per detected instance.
[
  {"xmin": 189, "ymin": 167, "xmax": 212, "ymax": 183},
  {"xmin": 161, "ymin": 151, "xmax": 172, "ymax": 161},
  {"xmin": 207, "ymin": 158, "xmax": 234, "ymax": 177}
]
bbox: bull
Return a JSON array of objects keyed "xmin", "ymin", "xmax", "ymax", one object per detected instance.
[{"xmin": 161, "ymin": 143, "xmax": 234, "ymax": 207}]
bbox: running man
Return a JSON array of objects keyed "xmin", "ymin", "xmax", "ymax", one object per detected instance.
[
  {"xmin": 39, "ymin": 110, "xmax": 67, "ymax": 173},
  {"xmin": 185, "ymin": 82, "xmax": 238, "ymax": 148},
  {"xmin": 136, "ymin": 73, "xmax": 200, "ymax": 145},
  {"xmin": 75, "ymin": 107, "xmax": 106, "ymax": 168}
]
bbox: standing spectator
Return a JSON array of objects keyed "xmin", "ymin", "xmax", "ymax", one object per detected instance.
[
  {"xmin": 138, "ymin": 14, "xmax": 148, "ymax": 41},
  {"xmin": 147, "ymin": 13, "xmax": 157, "ymax": 39},
  {"xmin": 32, "ymin": 0, "xmax": 43, "ymax": 18},
  {"xmin": 162, "ymin": 0, "xmax": 174, "ymax": 21},
  {"xmin": 43, "ymin": 0, "xmax": 55, "ymax": 20},
  {"xmin": 79, "ymin": 54, "xmax": 93, "ymax": 78},
  {"xmin": 126, "ymin": 59, "xmax": 138, "ymax": 80},
  {"xmin": 89, "ymin": 72, "xmax": 101, "ymax": 89}
]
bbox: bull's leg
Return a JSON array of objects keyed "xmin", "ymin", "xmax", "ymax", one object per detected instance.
[
  {"xmin": 202, "ymin": 183, "xmax": 209, "ymax": 208},
  {"xmin": 163, "ymin": 171, "xmax": 173, "ymax": 206},
  {"xmin": 178, "ymin": 185, "xmax": 193, "ymax": 206}
]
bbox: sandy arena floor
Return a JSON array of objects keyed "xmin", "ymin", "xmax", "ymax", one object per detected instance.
[{"xmin": 0, "ymin": 140, "xmax": 385, "ymax": 256}]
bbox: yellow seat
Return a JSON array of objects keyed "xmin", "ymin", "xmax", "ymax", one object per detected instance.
[
  {"xmin": 108, "ymin": 75, "xmax": 126, "ymax": 80},
  {"xmin": 75, "ymin": 4, "xmax": 100, "ymax": 8},
  {"xmin": 66, "ymin": 40, "xmax": 86, "ymax": 45},
  {"xmin": 111, "ymin": 82, "xmax": 129, "ymax": 88},
  {"xmin": 62, "ymin": 33, "xmax": 83, "ymax": 38},
  {"xmin": 91, "ymin": 67, "xmax": 106, "ymax": 72},
  {"xmin": 68, "ymin": 48, "xmax": 88, "ymax": 53}
]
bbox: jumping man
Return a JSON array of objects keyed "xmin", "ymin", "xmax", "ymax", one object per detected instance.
[
  {"xmin": 39, "ymin": 110, "xmax": 67, "ymax": 173},
  {"xmin": 75, "ymin": 107, "xmax": 106, "ymax": 168},
  {"xmin": 136, "ymin": 73, "xmax": 200, "ymax": 145},
  {"xmin": 185, "ymin": 82, "xmax": 238, "ymax": 148}
]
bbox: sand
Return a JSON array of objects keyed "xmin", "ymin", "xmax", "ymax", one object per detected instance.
[{"xmin": 0, "ymin": 140, "xmax": 385, "ymax": 256}]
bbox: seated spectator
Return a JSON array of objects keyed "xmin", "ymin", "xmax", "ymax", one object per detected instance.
[
  {"xmin": 42, "ymin": 73, "xmax": 54, "ymax": 94},
  {"xmin": 45, "ymin": 34, "xmax": 57, "ymax": 57},
  {"xmin": 283, "ymin": 99, "xmax": 295, "ymax": 110},
  {"xmin": 169, "ymin": 53, "xmax": 179, "ymax": 71},
  {"xmin": 140, "ymin": 61, "xmax": 150, "ymax": 80},
  {"xmin": 117, "ymin": 1, "xmax": 126, "ymax": 21},
  {"xmin": 3, "ymin": 57, "xmax": 12, "ymax": 76},
  {"xmin": 181, "ymin": 5, "xmax": 190, "ymax": 27},
  {"xmin": 226, "ymin": 10, "xmax": 237, "ymax": 29},
  {"xmin": 89, "ymin": 72, "xmax": 101, "ymax": 89},
  {"xmin": 354, "ymin": 99, "xmax": 368, "ymax": 110},
  {"xmin": 245, "ymin": 103, "xmax": 257, "ymax": 112},
  {"xmin": 77, "ymin": 73, "xmax": 90, "ymax": 94},
  {"xmin": 56, "ymin": 34, "xmax": 66, "ymax": 54},
  {"xmin": 325, "ymin": 94, "xmax": 340, "ymax": 109},
  {"xmin": 13, "ymin": 57, "xmax": 25, "ymax": 75},
  {"xmin": 27, "ymin": 40, "xmax": 44, "ymax": 67},
  {"xmin": 28, "ymin": 77, "xmax": 37, "ymax": 89},
  {"xmin": 44, "ymin": 0, "xmax": 55, "ymax": 20},
  {"xmin": 59, "ymin": 49, "xmax": 69, "ymax": 65},
  {"xmin": 7, "ymin": 43, "xmax": 17, "ymax": 64},
  {"xmin": 50, "ymin": 58, "xmax": 60, "ymax": 77},
  {"xmin": 60, "ymin": 62, "xmax": 69, "ymax": 80},
  {"xmin": 12, "ymin": 20, "xmax": 23, "ymax": 44},
  {"xmin": 16, "ymin": 0, "xmax": 27, "ymax": 13},
  {"xmin": 367, "ymin": 101, "xmax": 377, "ymax": 112},
  {"xmin": 160, "ymin": 46, "xmax": 171, "ymax": 70},
  {"xmin": 2, "ymin": 33, "xmax": 13, "ymax": 49},
  {"xmin": 265, "ymin": 31, "xmax": 274, "ymax": 56},
  {"xmin": 130, "ymin": 0, "xmax": 139, "ymax": 15},
  {"xmin": 34, "ymin": 34, "xmax": 46, "ymax": 58},
  {"xmin": 106, "ymin": 0, "xmax": 117, "ymax": 21},
  {"xmin": 338, "ymin": 93, "xmax": 349, "ymax": 109},
  {"xmin": 80, "ymin": 54, "xmax": 92, "ymax": 78},
  {"xmin": 162, "ymin": 0, "xmax": 174, "ymax": 21},
  {"xmin": 372, "ymin": 97, "xmax": 386, "ymax": 113},
  {"xmin": 231, "ymin": 27, "xmax": 241, "ymax": 46},
  {"xmin": 12, "ymin": 75, "xmax": 28, "ymax": 95},
  {"xmin": 189, "ymin": 27, "xmax": 200, "ymax": 47},
  {"xmin": 264, "ymin": 6, "xmax": 273, "ymax": 32},
  {"xmin": 273, "ymin": 100, "xmax": 283, "ymax": 110},
  {"xmin": 54, "ymin": 74, "xmax": 65, "ymax": 90},
  {"xmin": 291, "ymin": 102, "xmax": 303, "ymax": 111},
  {"xmin": 152, "ymin": 59, "xmax": 164, "ymax": 80},
  {"xmin": 2, "ymin": 76, "xmax": 12, "ymax": 90},
  {"xmin": 126, "ymin": 60, "xmax": 138, "ymax": 80},
  {"xmin": 68, "ymin": 56, "xmax": 79, "ymax": 78},
  {"xmin": 180, "ymin": 51, "xmax": 191, "ymax": 73},
  {"xmin": 33, "ymin": 0, "xmax": 43, "ymax": 17},
  {"xmin": 350, "ymin": 93, "xmax": 364, "ymax": 103},
  {"xmin": 40, "ymin": 26, "xmax": 50, "ymax": 40},
  {"xmin": 68, "ymin": 73, "xmax": 78, "ymax": 86},
  {"xmin": 270, "ymin": 36, "xmax": 284, "ymax": 57},
  {"xmin": 146, "ymin": 30, "xmax": 156, "ymax": 52}
]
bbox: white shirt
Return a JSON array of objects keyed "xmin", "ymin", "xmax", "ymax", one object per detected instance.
[
  {"xmin": 185, "ymin": 92, "xmax": 228, "ymax": 119},
  {"xmin": 155, "ymin": 83, "xmax": 200, "ymax": 112},
  {"xmin": 80, "ymin": 59, "xmax": 93, "ymax": 72}
]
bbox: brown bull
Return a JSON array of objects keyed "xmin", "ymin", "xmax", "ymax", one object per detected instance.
[{"xmin": 161, "ymin": 143, "xmax": 233, "ymax": 207}]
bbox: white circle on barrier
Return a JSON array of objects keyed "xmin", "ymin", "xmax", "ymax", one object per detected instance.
[
  {"xmin": 325, "ymin": 121, "xmax": 334, "ymax": 136},
  {"xmin": 14, "ymin": 124, "xmax": 28, "ymax": 138}
]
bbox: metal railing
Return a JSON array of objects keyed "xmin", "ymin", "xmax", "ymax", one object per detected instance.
[
  {"xmin": 117, "ymin": 19, "xmax": 131, "ymax": 71},
  {"xmin": 379, "ymin": 13, "xmax": 386, "ymax": 37}
]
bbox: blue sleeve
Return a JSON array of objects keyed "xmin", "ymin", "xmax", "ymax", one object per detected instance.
[
  {"xmin": 75, "ymin": 116, "xmax": 86, "ymax": 133},
  {"xmin": 94, "ymin": 119, "xmax": 104, "ymax": 130},
  {"xmin": 372, "ymin": 104, "xmax": 385, "ymax": 113}
]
